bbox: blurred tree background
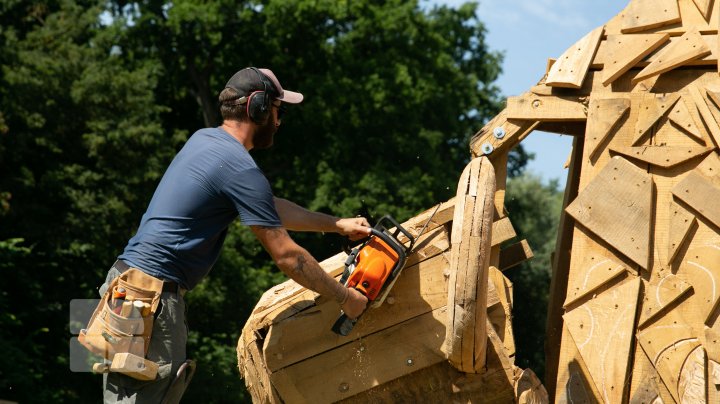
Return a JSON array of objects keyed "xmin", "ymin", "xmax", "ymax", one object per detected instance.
[{"xmin": 0, "ymin": 0, "xmax": 561, "ymax": 401}]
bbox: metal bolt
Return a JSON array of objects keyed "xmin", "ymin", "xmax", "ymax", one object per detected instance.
[
  {"xmin": 339, "ymin": 382, "xmax": 350, "ymax": 392},
  {"xmin": 532, "ymin": 99, "xmax": 542, "ymax": 108},
  {"xmin": 406, "ymin": 358, "xmax": 414, "ymax": 366},
  {"xmin": 493, "ymin": 127, "xmax": 505, "ymax": 139},
  {"xmin": 481, "ymin": 143, "xmax": 494, "ymax": 155}
]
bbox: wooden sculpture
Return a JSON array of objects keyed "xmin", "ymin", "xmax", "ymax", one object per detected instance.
[{"xmin": 239, "ymin": 0, "xmax": 720, "ymax": 402}]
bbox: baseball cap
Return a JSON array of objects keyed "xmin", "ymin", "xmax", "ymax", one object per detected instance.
[{"xmin": 224, "ymin": 67, "xmax": 303, "ymax": 104}]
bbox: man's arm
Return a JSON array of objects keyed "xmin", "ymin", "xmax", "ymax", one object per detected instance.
[
  {"xmin": 250, "ymin": 225, "xmax": 367, "ymax": 319},
  {"xmin": 274, "ymin": 197, "xmax": 371, "ymax": 239}
]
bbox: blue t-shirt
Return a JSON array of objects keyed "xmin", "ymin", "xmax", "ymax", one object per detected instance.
[{"xmin": 119, "ymin": 127, "xmax": 282, "ymax": 290}]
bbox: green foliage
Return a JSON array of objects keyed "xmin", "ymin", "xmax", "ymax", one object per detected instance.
[
  {"xmin": 504, "ymin": 173, "xmax": 564, "ymax": 380},
  {"xmin": 0, "ymin": 0, "xmax": 511, "ymax": 401}
]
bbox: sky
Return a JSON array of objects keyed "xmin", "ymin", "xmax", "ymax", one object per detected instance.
[{"xmin": 431, "ymin": 1, "xmax": 628, "ymax": 186}]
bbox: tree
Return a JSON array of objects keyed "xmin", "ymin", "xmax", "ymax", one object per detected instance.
[
  {"xmin": 0, "ymin": 0, "xmax": 507, "ymax": 401},
  {"xmin": 0, "ymin": 0, "xmax": 177, "ymax": 400}
]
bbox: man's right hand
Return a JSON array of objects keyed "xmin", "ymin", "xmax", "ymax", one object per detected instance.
[{"xmin": 342, "ymin": 288, "xmax": 368, "ymax": 320}]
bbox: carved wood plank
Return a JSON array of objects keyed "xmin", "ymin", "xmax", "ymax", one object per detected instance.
[
  {"xmin": 688, "ymin": 84, "xmax": 720, "ymax": 148},
  {"xmin": 678, "ymin": 245, "xmax": 720, "ymax": 325},
  {"xmin": 445, "ymin": 157, "xmax": 496, "ymax": 373},
  {"xmin": 491, "ymin": 216, "xmax": 516, "ymax": 247},
  {"xmin": 546, "ymin": 26, "xmax": 604, "ymax": 89},
  {"xmin": 710, "ymin": 359, "xmax": 720, "ymax": 384},
  {"xmin": 606, "ymin": 0, "xmax": 719, "ymax": 36},
  {"xmin": 599, "ymin": 34, "xmax": 670, "ymax": 86},
  {"xmin": 506, "ymin": 95, "xmax": 588, "ymax": 122},
  {"xmin": 678, "ymin": 346, "xmax": 707, "ymax": 403},
  {"xmin": 498, "ymin": 240, "xmax": 533, "ymax": 271},
  {"xmin": 621, "ymin": 0, "xmax": 682, "ymax": 33},
  {"xmin": 632, "ymin": 93, "xmax": 681, "ymax": 145},
  {"xmin": 668, "ymin": 201, "xmax": 698, "ymax": 265},
  {"xmin": 705, "ymin": 327, "xmax": 720, "ymax": 362},
  {"xmin": 669, "ymin": 96, "xmax": 706, "ymax": 142},
  {"xmin": 262, "ymin": 253, "xmax": 449, "ymax": 372},
  {"xmin": 610, "ymin": 145, "xmax": 714, "ymax": 168},
  {"xmin": 692, "ymin": 0, "xmax": 714, "ymax": 20},
  {"xmin": 672, "ymin": 170, "xmax": 720, "ymax": 229},
  {"xmin": 638, "ymin": 275, "xmax": 693, "ymax": 328},
  {"xmin": 270, "ymin": 307, "xmax": 448, "ymax": 404},
  {"xmin": 585, "ymin": 97, "xmax": 631, "ymax": 160},
  {"xmin": 633, "ymin": 28, "xmax": 712, "ymax": 85},
  {"xmin": 563, "ymin": 254, "xmax": 627, "ymax": 308},
  {"xmin": 563, "ymin": 277, "xmax": 641, "ymax": 404},
  {"xmin": 566, "ymin": 157, "xmax": 654, "ymax": 269},
  {"xmin": 637, "ymin": 311, "xmax": 697, "ymax": 403}
]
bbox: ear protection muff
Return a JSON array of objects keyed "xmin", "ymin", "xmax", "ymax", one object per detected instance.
[{"xmin": 246, "ymin": 68, "xmax": 273, "ymax": 124}]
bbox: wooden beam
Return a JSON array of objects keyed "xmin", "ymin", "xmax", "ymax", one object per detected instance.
[
  {"xmin": 545, "ymin": 135, "xmax": 583, "ymax": 398},
  {"xmin": 506, "ymin": 95, "xmax": 588, "ymax": 122},
  {"xmin": 270, "ymin": 307, "xmax": 448, "ymax": 404},
  {"xmin": 546, "ymin": 26, "xmax": 604, "ymax": 89},
  {"xmin": 491, "ymin": 216, "xmax": 516, "ymax": 247},
  {"xmin": 262, "ymin": 252, "xmax": 450, "ymax": 372},
  {"xmin": 445, "ymin": 156, "xmax": 496, "ymax": 373},
  {"xmin": 498, "ymin": 240, "xmax": 534, "ymax": 271},
  {"xmin": 469, "ymin": 108, "xmax": 540, "ymax": 160}
]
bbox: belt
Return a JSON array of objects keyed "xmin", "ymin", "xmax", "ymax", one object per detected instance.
[{"xmin": 113, "ymin": 260, "xmax": 183, "ymax": 295}]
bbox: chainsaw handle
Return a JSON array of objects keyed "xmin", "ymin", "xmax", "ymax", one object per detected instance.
[
  {"xmin": 375, "ymin": 215, "xmax": 415, "ymax": 252},
  {"xmin": 331, "ymin": 313, "xmax": 357, "ymax": 336}
]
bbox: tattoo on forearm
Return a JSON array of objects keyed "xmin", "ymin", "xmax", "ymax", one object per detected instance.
[
  {"xmin": 294, "ymin": 254, "xmax": 307, "ymax": 275},
  {"xmin": 291, "ymin": 253, "xmax": 346, "ymax": 302}
]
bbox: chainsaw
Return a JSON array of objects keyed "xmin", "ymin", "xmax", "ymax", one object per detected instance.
[{"xmin": 331, "ymin": 205, "xmax": 440, "ymax": 336}]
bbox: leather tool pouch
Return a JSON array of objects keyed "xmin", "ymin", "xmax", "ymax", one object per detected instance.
[{"xmin": 80, "ymin": 268, "xmax": 163, "ymax": 363}]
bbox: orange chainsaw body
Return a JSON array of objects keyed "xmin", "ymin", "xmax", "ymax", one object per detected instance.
[{"xmin": 345, "ymin": 237, "xmax": 400, "ymax": 301}]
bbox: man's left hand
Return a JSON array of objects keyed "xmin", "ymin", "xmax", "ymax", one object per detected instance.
[{"xmin": 336, "ymin": 217, "xmax": 371, "ymax": 241}]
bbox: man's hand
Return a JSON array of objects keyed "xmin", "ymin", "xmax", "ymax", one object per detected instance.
[
  {"xmin": 336, "ymin": 217, "xmax": 371, "ymax": 241},
  {"xmin": 341, "ymin": 288, "xmax": 368, "ymax": 319}
]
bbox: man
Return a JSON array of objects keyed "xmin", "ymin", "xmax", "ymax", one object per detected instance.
[{"xmin": 99, "ymin": 67, "xmax": 370, "ymax": 403}]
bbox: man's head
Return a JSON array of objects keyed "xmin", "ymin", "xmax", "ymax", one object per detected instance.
[{"xmin": 219, "ymin": 68, "xmax": 303, "ymax": 125}]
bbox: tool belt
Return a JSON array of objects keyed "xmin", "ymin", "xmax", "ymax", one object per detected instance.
[{"xmin": 79, "ymin": 264, "xmax": 164, "ymax": 377}]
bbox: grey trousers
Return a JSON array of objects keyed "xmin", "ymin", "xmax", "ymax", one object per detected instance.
[{"xmin": 99, "ymin": 264, "xmax": 189, "ymax": 404}]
